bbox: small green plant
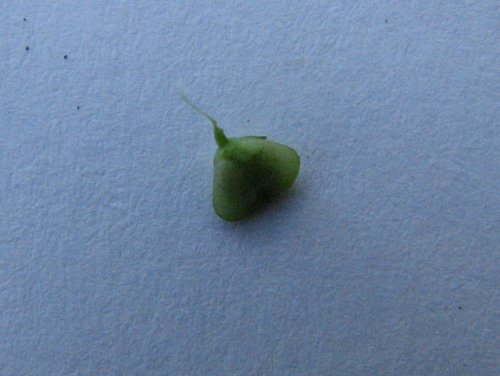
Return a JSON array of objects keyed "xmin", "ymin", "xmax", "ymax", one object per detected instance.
[{"xmin": 179, "ymin": 90, "xmax": 300, "ymax": 221}]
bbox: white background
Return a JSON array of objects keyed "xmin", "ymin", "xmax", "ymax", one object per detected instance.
[{"xmin": 1, "ymin": 1, "xmax": 498, "ymax": 375}]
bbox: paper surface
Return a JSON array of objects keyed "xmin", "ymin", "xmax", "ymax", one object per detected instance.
[{"xmin": 1, "ymin": 1, "xmax": 498, "ymax": 375}]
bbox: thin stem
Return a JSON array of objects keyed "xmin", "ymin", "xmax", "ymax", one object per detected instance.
[{"xmin": 178, "ymin": 88, "xmax": 229, "ymax": 147}]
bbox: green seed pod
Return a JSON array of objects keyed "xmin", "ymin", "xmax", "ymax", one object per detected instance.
[{"xmin": 180, "ymin": 91, "xmax": 300, "ymax": 221}]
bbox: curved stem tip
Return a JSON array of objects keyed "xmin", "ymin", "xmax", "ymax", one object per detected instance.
[{"xmin": 178, "ymin": 87, "xmax": 228, "ymax": 147}]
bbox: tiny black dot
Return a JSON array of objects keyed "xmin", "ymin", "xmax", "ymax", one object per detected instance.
[
  {"xmin": 25, "ymin": 46, "xmax": 29, "ymax": 51},
  {"xmin": 458, "ymin": 305, "xmax": 463, "ymax": 310},
  {"xmin": 64, "ymin": 55, "xmax": 68, "ymax": 59},
  {"xmin": 23, "ymin": 18, "xmax": 27, "ymax": 21},
  {"xmin": 77, "ymin": 106, "xmax": 80, "ymax": 110},
  {"xmin": 385, "ymin": 19, "xmax": 388, "ymax": 23}
]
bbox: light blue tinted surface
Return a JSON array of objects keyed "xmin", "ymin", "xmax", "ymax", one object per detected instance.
[{"xmin": 1, "ymin": 2, "xmax": 498, "ymax": 375}]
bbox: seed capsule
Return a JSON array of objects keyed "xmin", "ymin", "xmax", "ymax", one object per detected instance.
[{"xmin": 180, "ymin": 91, "xmax": 300, "ymax": 221}]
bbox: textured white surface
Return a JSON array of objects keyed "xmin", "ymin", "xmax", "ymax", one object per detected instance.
[{"xmin": 1, "ymin": 1, "xmax": 499, "ymax": 375}]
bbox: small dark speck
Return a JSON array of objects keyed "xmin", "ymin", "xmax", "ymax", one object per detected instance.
[
  {"xmin": 23, "ymin": 18, "xmax": 27, "ymax": 21},
  {"xmin": 458, "ymin": 305, "xmax": 463, "ymax": 310},
  {"xmin": 77, "ymin": 106, "xmax": 80, "ymax": 110},
  {"xmin": 25, "ymin": 46, "xmax": 29, "ymax": 51},
  {"xmin": 64, "ymin": 55, "xmax": 68, "ymax": 59},
  {"xmin": 385, "ymin": 19, "xmax": 388, "ymax": 23}
]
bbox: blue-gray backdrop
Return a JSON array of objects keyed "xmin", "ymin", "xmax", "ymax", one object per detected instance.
[{"xmin": 1, "ymin": 1, "xmax": 498, "ymax": 375}]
